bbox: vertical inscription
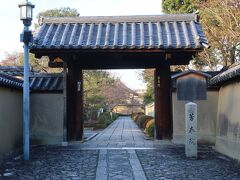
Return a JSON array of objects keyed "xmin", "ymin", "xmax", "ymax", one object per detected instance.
[
  {"xmin": 157, "ymin": 76, "xmax": 160, "ymax": 87},
  {"xmin": 185, "ymin": 102, "xmax": 197, "ymax": 158}
]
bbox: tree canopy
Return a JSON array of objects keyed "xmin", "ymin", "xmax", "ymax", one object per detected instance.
[
  {"xmin": 162, "ymin": 0, "xmax": 199, "ymax": 14},
  {"xmin": 162, "ymin": 0, "xmax": 240, "ymax": 70},
  {"xmin": 0, "ymin": 51, "xmax": 48, "ymax": 72},
  {"xmin": 37, "ymin": 7, "xmax": 79, "ymax": 18},
  {"xmin": 140, "ymin": 69, "xmax": 154, "ymax": 104}
]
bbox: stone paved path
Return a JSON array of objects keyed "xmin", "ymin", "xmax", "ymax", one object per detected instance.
[
  {"xmin": 80, "ymin": 116, "xmax": 154, "ymax": 149},
  {"xmin": 1, "ymin": 116, "xmax": 240, "ymax": 179}
]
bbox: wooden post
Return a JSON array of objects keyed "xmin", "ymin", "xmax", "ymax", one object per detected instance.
[
  {"xmin": 76, "ymin": 69, "xmax": 83, "ymax": 140},
  {"xmin": 154, "ymin": 62, "xmax": 172, "ymax": 139},
  {"xmin": 67, "ymin": 62, "xmax": 76, "ymax": 140},
  {"xmin": 67, "ymin": 63, "xmax": 84, "ymax": 141},
  {"xmin": 62, "ymin": 61, "xmax": 68, "ymax": 145}
]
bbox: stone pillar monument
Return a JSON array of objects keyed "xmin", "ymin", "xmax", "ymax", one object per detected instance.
[{"xmin": 185, "ymin": 102, "xmax": 197, "ymax": 158}]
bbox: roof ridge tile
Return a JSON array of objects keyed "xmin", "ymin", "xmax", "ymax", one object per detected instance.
[{"xmin": 41, "ymin": 14, "xmax": 196, "ymax": 24}]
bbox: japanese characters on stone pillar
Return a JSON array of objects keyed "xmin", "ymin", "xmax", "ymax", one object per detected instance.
[
  {"xmin": 172, "ymin": 70, "xmax": 211, "ymax": 159},
  {"xmin": 185, "ymin": 102, "xmax": 197, "ymax": 157}
]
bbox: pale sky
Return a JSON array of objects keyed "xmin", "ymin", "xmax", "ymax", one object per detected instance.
[{"xmin": 0, "ymin": 0, "xmax": 162, "ymax": 90}]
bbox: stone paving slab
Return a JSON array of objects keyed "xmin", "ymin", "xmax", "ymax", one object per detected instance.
[
  {"xmin": 136, "ymin": 145, "xmax": 240, "ymax": 180},
  {"xmin": 96, "ymin": 149, "xmax": 147, "ymax": 180}
]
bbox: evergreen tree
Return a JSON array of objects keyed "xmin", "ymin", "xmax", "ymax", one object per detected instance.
[{"xmin": 162, "ymin": 0, "xmax": 199, "ymax": 14}]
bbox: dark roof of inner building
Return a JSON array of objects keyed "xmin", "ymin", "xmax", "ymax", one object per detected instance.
[
  {"xmin": 0, "ymin": 73, "xmax": 23, "ymax": 89},
  {"xmin": 210, "ymin": 64, "xmax": 240, "ymax": 85},
  {"xmin": 0, "ymin": 72, "xmax": 63, "ymax": 92},
  {"xmin": 31, "ymin": 14, "xmax": 208, "ymax": 50},
  {"xmin": 30, "ymin": 74, "xmax": 63, "ymax": 91},
  {"xmin": 0, "ymin": 66, "xmax": 35, "ymax": 76},
  {"xmin": 0, "ymin": 66, "xmax": 25, "ymax": 76},
  {"xmin": 171, "ymin": 70, "xmax": 221, "ymax": 89},
  {"xmin": 171, "ymin": 70, "xmax": 212, "ymax": 79}
]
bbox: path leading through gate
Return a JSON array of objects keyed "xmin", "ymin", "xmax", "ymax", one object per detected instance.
[
  {"xmin": 82, "ymin": 116, "xmax": 155, "ymax": 149},
  {"xmin": 84, "ymin": 116, "xmax": 153, "ymax": 180}
]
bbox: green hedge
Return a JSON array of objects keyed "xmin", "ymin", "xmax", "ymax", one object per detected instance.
[
  {"xmin": 131, "ymin": 113, "xmax": 154, "ymax": 137},
  {"xmin": 137, "ymin": 115, "xmax": 153, "ymax": 129},
  {"xmin": 143, "ymin": 118, "xmax": 153, "ymax": 129},
  {"xmin": 112, "ymin": 113, "xmax": 119, "ymax": 121},
  {"xmin": 98, "ymin": 112, "xmax": 118, "ymax": 126},
  {"xmin": 131, "ymin": 112, "xmax": 144, "ymax": 122},
  {"xmin": 145, "ymin": 119, "xmax": 154, "ymax": 137}
]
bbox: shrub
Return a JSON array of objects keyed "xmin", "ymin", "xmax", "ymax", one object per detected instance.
[
  {"xmin": 132, "ymin": 114, "xmax": 138, "ymax": 121},
  {"xmin": 145, "ymin": 119, "xmax": 154, "ymax": 137},
  {"xmin": 131, "ymin": 113, "xmax": 137, "ymax": 119},
  {"xmin": 137, "ymin": 115, "xmax": 153, "ymax": 129},
  {"xmin": 92, "ymin": 123, "xmax": 106, "ymax": 130},
  {"xmin": 112, "ymin": 113, "xmax": 119, "ymax": 120},
  {"xmin": 133, "ymin": 115, "xmax": 139, "ymax": 121},
  {"xmin": 143, "ymin": 117, "xmax": 153, "ymax": 129},
  {"xmin": 134, "ymin": 115, "xmax": 143, "ymax": 124},
  {"xmin": 132, "ymin": 112, "xmax": 144, "ymax": 121},
  {"xmin": 98, "ymin": 112, "xmax": 113, "ymax": 126}
]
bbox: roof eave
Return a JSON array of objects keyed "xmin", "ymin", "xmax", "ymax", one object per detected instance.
[{"xmin": 30, "ymin": 48, "xmax": 203, "ymax": 55}]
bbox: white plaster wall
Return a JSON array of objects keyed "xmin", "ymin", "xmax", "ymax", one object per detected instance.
[
  {"xmin": 215, "ymin": 81, "xmax": 240, "ymax": 161},
  {"xmin": 172, "ymin": 91, "xmax": 219, "ymax": 144},
  {"xmin": 145, "ymin": 102, "xmax": 154, "ymax": 117},
  {"xmin": 0, "ymin": 87, "xmax": 22, "ymax": 156},
  {"xmin": 30, "ymin": 93, "xmax": 64, "ymax": 145}
]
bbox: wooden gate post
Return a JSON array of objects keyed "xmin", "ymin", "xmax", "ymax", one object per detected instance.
[
  {"xmin": 67, "ymin": 62, "xmax": 84, "ymax": 141},
  {"xmin": 75, "ymin": 68, "xmax": 83, "ymax": 140},
  {"xmin": 67, "ymin": 62, "xmax": 75, "ymax": 141},
  {"xmin": 62, "ymin": 62, "xmax": 68, "ymax": 145},
  {"xmin": 154, "ymin": 62, "xmax": 172, "ymax": 139}
]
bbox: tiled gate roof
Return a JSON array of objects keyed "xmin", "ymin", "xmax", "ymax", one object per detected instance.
[{"xmin": 31, "ymin": 14, "xmax": 208, "ymax": 50}]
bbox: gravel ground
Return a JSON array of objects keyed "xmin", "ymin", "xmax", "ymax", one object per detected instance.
[
  {"xmin": 137, "ymin": 145, "xmax": 240, "ymax": 180},
  {"xmin": 0, "ymin": 146, "xmax": 99, "ymax": 180}
]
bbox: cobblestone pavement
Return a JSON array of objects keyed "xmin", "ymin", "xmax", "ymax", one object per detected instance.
[
  {"xmin": 1, "ymin": 146, "xmax": 99, "ymax": 180},
  {"xmin": 137, "ymin": 145, "xmax": 240, "ymax": 179},
  {"xmin": 1, "ymin": 116, "xmax": 240, "ymax": 179}
]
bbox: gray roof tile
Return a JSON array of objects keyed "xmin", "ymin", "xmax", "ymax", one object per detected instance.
[
  {"xmin": 30, "ymin": 74, "xmax": 63, "ymax": 91},
  {"xmin": 171, "ymin": 70, "xmax": 212, "ymax": 79},
  {"xmin": 0, "ymin": 72, "xmax": 63, "ymax": 91},
  {"xmin": 210, "ymin": 64, "xmax": 240, "ymax": 85},
  {"xmin": 0, "ymin": 66, "xmax": 25, "ymax": 76},
  {"xmin": 31, "ymin": 14, "xmax": 208, "ymax": 50},
  {"xmin": 0, "ymin": 73, "xmax": 23, "ymax": 89}
]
